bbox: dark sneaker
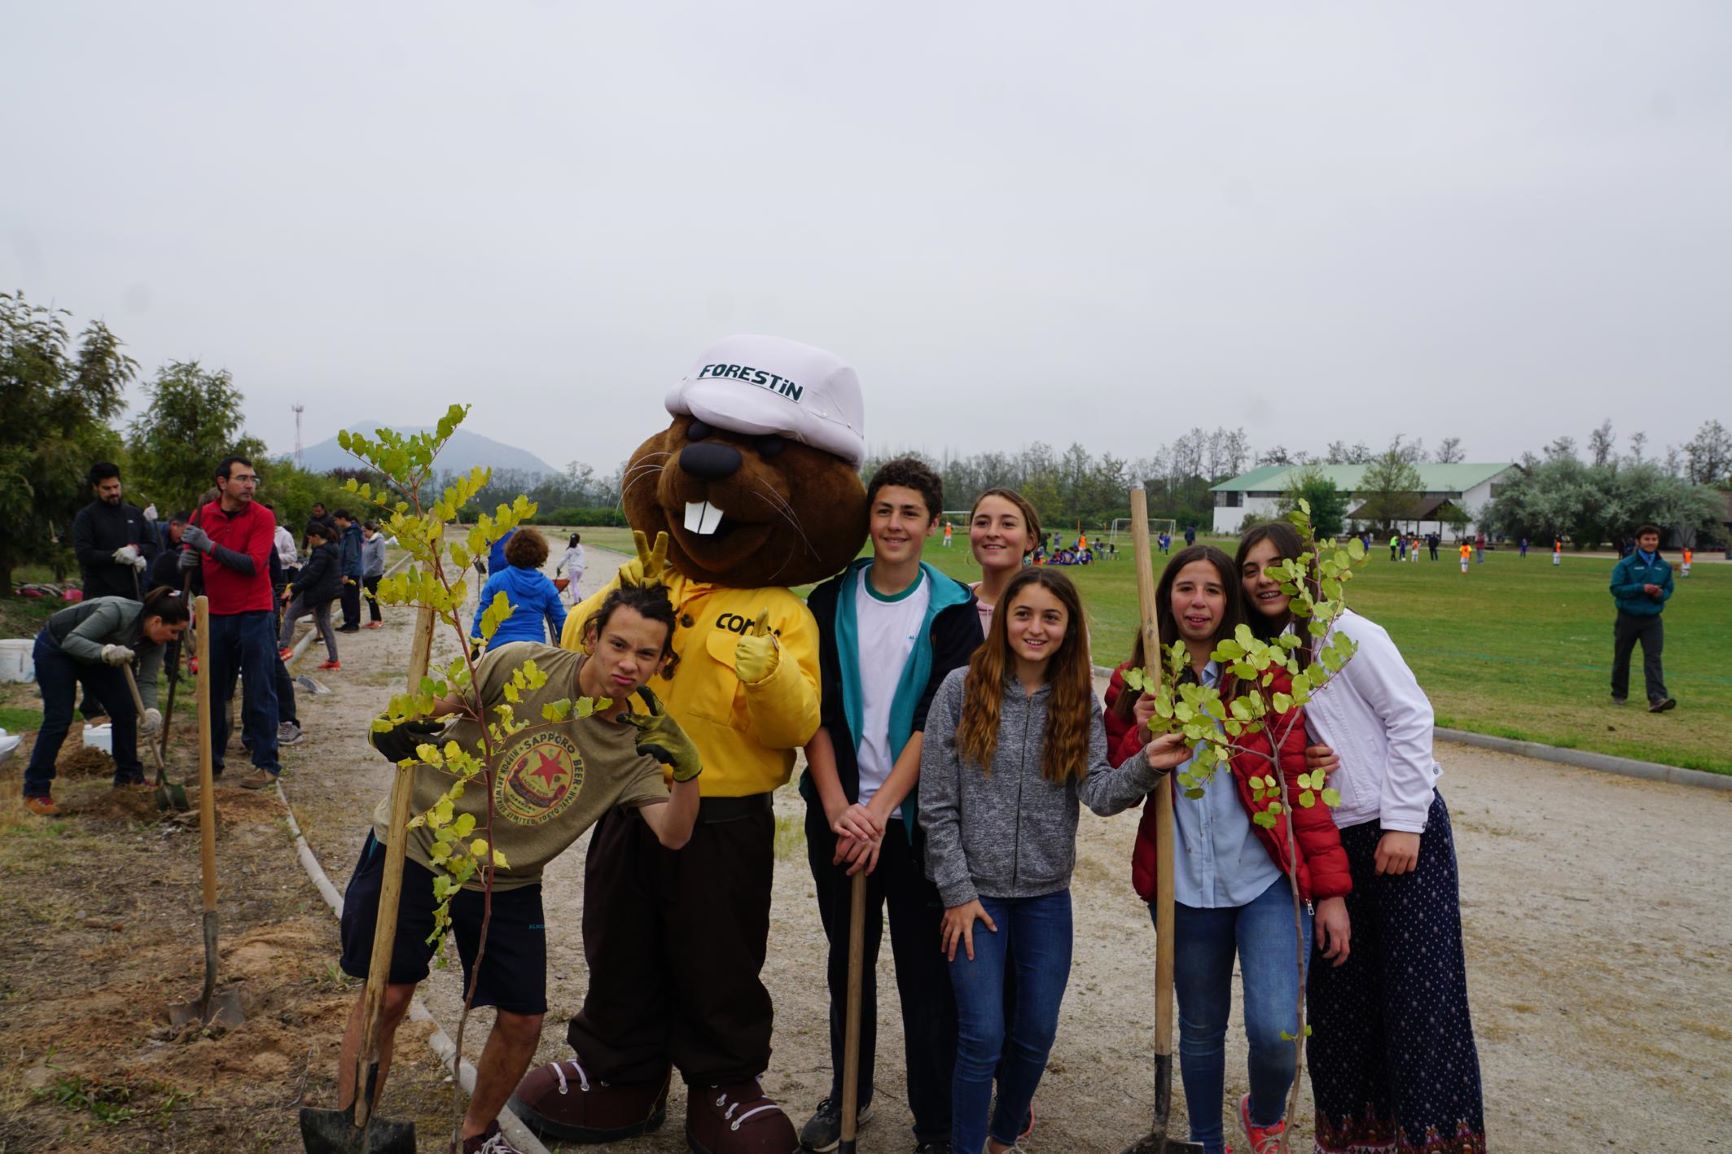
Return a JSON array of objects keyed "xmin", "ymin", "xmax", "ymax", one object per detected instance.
[
  {"xmin": 508, "ymin": 1060, "xmax": 669, "ymax": 1143},
  {"xmin": 239, "ymin": 769, "xmax": 278, "ymax": 790},
  {"xmin": 1649, "ymin": 697, "xmax": 1676, "ymax": 713},
  {"xmin": 687, "ymin": 1079, "xmax": 798, "ymax": 1154},
  {"xmin": 278, "ymin": 721, "xmax": 304, "ymax": 746},
  {"xmin": 461, "ymin": 1121, "xmax": 525, "ymax": 1153},
  {"xmin": 1610, "ymin": 696, "xmax": 1627, "ymax": 706},
  {"xmin": 913, "ymin": 1143, "xmax": 953, "ymax": 1153},
  {"xmin": 798, "ymin": 1095, "xmax": 874, "ymax": 1152}
]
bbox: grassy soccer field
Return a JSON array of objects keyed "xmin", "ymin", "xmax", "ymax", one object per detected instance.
[{"xmin": 566, "ymin": 526, "xmax": 1731, "ymax": 775}]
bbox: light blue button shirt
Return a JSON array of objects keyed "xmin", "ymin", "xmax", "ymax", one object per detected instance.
[{"xmin": 1171, "ymin": 662, "xmax": 1282, "ymax": 909}]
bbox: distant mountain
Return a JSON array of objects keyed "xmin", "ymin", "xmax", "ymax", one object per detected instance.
[{"xmin": 295, "ymin": 423, "xmax": 560, "ymax": 478}]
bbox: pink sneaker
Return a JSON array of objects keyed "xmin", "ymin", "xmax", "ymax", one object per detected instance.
[{"xmin": 1238, "ymin": 1093, "xmax": 1285, "ymax": 1154}]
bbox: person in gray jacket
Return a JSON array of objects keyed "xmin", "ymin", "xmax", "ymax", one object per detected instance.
[
  {"xmin": 918, "ymin": 567, "xmax": 1186, "ymax": 1154},
  {"xmin": 361, "ymin": 521, "xmax": 387, "ymax": 628},
  {"xmin": 21, "ymin": 589, "xmax": 190, "ymax": 816}
]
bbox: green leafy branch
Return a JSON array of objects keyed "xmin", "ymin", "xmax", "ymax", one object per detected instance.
[{"xmin": 336, "ymin": 406, "xmax": 605, "ymax": 1151}]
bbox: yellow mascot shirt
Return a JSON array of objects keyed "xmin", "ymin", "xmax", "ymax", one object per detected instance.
[{"xmin": 562, "ymin": 571, "xmax": 821, "ymax": 797}]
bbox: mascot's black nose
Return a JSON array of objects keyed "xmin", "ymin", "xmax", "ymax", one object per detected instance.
[{"xmin": 680, "ymin": 441, "xmax": 742, "ymax": 480}]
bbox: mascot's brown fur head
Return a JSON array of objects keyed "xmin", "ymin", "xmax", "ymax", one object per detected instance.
[{"xmin": 622, "ymin": 335, "xmax": 868, "ymax": 587}]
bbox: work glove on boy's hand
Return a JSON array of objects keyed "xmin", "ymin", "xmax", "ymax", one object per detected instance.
[
  {"xmin": 140, "ymin": 708, "xmax": 162, "ymax": 735},
  {"xmin": 113, "ymin": 545, "xmax": 140, "ymax": 565},
  {"xmin": 627, "ymin": 685, "xmax": 701, "ymax": 782},
  {"xmin": 368, "ymin": 715, "xmax": 446, "ymax": 763},
  {"xmin": 131, "ymin": 554, "xmax": 148, "ymax": 573},
  {"xmin": 100, "ymin": 644, "xmax": 135, "ymax": 666},
  {"xmin": 177, "ymin": 547, "xmax": 200, "ymax": 572},
  {"xmin": 180, "ymin": 525, "xmax": 213, "ymax": 554},
  {"xmin": 733, "ymin": 609, "xmax": 779, "ymax": 685}
]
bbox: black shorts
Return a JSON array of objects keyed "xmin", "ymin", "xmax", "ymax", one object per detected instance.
[{"xmin": 338, "ymin": 832, "xmax": 548, "ymax": 1015}]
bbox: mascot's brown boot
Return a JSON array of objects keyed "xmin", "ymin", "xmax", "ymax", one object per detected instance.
[
  {"xmin": 685, "ymin": 1079, "xmax": 799, "ymax": 1154},
  {"xmin": 507, "ymin": 1058, "xmax": 669, "ymax": 1143}
]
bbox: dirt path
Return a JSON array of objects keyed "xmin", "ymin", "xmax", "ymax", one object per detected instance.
[{"xmin": 6, "ymin": 544, "xmax": 1729, "ymax": 1150}]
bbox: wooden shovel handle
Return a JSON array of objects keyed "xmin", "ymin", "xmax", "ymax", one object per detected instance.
[
  {"xmin": 354, "ymin": 600, "xmax": 438, "ymax": 1127},
  {"xmin": 1128, "ymin": 487, "xmax": 1177, "ymax": 1059},
  {"xmin": 193, "ymin": 596, "xmax": 218, "ymax": 913},
  {"xmin": 839, "ymin": 868, "xmax": 868, "ymax": 1147}
]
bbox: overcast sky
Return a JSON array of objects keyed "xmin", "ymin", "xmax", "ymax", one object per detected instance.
[{"xmin": 5, "ymin": 3, "xmax": 1729, "ymax": 475}]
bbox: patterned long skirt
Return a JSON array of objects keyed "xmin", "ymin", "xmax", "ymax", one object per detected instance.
[{"xmin": 1308, "ymin": 791, "xmax": 1487, "ymax": 1153}]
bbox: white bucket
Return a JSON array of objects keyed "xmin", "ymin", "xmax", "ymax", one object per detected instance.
[
  {"xmin": 82, "ymin": 723, "xmax": 113, "ymax": 754},
  {"xmin": 0, "ymin": 639, "xmax": 33, "ymax": 683}
]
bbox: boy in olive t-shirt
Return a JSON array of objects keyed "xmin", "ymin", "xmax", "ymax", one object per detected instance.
[{"xmin": 330, "ymin": 584, "xmax": 700, "ymax": 1154}]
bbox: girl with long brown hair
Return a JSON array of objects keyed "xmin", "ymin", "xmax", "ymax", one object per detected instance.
[
  {"xmin": 1237, "ymin": 522, "xmax": 1486, "ymax": 1154},
  {"xmin": 1104, "ymin": 544, "xmax": 1351, "ymax": 1154},
  {"xmin": 966, "ymin": 487, "xmax": 1043, "ymax": 636},
  {"xmin": 920, "ymin": 567, "xmax": 1185, "ymax": 1154}
]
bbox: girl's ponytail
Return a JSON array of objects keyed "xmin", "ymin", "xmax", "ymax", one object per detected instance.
[{"xmin": 140, "ymin": 585, "xmax": 191, "ymax": 626}]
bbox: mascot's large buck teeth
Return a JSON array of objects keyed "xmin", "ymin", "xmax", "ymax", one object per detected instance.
[{"xmin": 684, "ymin": 500, "xmax": 725, "ymax": 535}]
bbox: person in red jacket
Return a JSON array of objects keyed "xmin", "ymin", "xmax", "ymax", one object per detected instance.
[
  {"xmin": 178, "ymin": 455, "xmax": 281, "ymax": 788},
  {"xmin": 1103, "ymin": 545, "xmax": 1350, "ymax": 1154}
]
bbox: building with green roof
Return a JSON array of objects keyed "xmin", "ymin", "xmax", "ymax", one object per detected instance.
[{"xmin": 1210, "ymin": 462, "xmax": 1518, "ymax": 536}]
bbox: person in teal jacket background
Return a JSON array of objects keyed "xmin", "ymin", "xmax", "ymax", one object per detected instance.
[{"xmin": 1609, "ymin": 523, "xmax": 1675, "ymax": 712}]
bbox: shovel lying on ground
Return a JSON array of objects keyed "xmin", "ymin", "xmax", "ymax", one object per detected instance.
[
  {"xmin": 169, "ymin": 596, "xmax": 246, "ymax": 1030},
  {"xmin": 298, "ymin": 602, "xmax": 434, "ymax": 1154},
  {"xmin": 1118, "ymin": 484, "xmax": 1205, "ymax": 1154},
  {"xmin": 123, "ymin": 664, "xmax": 188, "ymax": 812}
]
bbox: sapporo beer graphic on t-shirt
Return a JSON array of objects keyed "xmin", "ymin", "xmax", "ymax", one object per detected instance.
[{"xmin": 493, "ymin": 723, "xmax": 585, "ymax": 826}]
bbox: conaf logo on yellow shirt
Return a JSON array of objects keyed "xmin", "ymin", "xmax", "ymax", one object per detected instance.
[{"xmin": 494, "ymin": 726, "xmax": 585, "ymax": 826}]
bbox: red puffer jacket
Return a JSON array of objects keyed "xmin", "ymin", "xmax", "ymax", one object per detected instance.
[{"xmin": 1103, "ymin": 662, "xmax": 1352, "ymax": 905}]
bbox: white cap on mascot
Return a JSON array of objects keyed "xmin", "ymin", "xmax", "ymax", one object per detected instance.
[{"xmin": 666, "ymin": 334, "xmax": 866, "ymax": 469}]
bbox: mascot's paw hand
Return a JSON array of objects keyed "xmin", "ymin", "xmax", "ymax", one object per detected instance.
[
  {"xmin": 622, "ymin": 530, "xmax": 671, "ymax": 587},
  {"xmin": 733, "ymin": 609, "xmax": 779, "ymax": 685}
]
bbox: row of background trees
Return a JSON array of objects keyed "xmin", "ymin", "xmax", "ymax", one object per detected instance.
[{"xmin": 6, "ymin": 290, "xmax": 1729, "ymax": 593}]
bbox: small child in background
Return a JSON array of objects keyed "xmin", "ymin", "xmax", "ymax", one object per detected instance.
[
  {"xmin": 1681, "ymin": 547, "xmax": 1693, "ymax": 578},
  {"xmin": 1459, "ymin": 542, "xmax": 1472, "ymax": 574}
]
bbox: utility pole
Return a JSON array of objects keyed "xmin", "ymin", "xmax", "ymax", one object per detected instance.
[{"xmin": 293, "ymin": 403, "xmax": 304, "ymax": 468}]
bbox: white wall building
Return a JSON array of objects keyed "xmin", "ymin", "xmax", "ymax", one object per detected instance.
[{"xmin": 1209, "ymin": 463, "xmax": 1518, "ymax": 537}]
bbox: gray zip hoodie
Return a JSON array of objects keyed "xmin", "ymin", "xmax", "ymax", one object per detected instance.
[{"xmin": 918, "ymin": 666, "xmax": 1157, "ymax": 907}]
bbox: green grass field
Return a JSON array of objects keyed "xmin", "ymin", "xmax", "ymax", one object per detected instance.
[{"xmin": 561, "ymin": 526, "xmax": 1732, "ymax": 775}]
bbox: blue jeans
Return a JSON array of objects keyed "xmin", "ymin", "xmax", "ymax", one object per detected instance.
[
  {"xmin": 24, "ymin": 633, "xmax": 143, "ymax": 795},
  {"xmin": 948, "ymin": 890, "xmax": 1072, "ymax": 1154},
  {"xmin": 1167, "ymin": 877, "xmax": 1313, "ymax": 1154},
  {"xmin": 209, "ymin": 611, "xmax": 278, "ymax": 775}
]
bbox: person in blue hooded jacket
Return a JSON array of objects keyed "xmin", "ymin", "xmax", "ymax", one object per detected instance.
[
  {"xmin": 1609, "ymin": 523, "xmax": 1676, "ymax": 712},
  {"xmin": 471, "ymin": 528, "xmax": 567, "ymax": 651}
]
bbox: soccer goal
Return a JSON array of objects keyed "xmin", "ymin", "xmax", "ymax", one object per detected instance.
[{"xmin": 1109, "ymin": 516, "xmax": 1177, "ymax": 547}]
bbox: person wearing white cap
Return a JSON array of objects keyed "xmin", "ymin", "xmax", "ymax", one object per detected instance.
[{"xmin": 513, "ymin": 336, "xmax": 871, "ymax": 1154}]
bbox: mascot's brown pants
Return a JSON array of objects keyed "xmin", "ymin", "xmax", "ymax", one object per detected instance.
[{"xmin": 566, "ymin": 796, "xmax": 775, "ymax": 1087}]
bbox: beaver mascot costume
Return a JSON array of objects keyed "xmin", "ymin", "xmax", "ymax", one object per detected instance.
[{"xmin": 511, "ymin": 335, "xmax": 868, "ymax": 1154}]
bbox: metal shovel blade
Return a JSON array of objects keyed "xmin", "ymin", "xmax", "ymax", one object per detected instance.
[
  {"xmin": 155, "ymin": 779, "xmax": 190, "ymax": 813},
  {"xmin": 298, "ymin": 1104, "xmax": 416, "ymax": 1154},
  {"xmin": 169, "ymin": 910, "xmax": 246, "ymax": 1029},
  {"xmin": 1117, "ymin": 1055, "xmax": 1207, "ymax": 1154}
]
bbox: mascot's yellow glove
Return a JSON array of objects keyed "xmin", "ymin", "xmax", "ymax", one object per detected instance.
[
  {"xmin": 733, "ymin": 609, "xmax": 779, "ymax": 685},
  {"xmin": 616, "ymin": 530, "xmax": 671, "ymax": 587},
  {"xmin": 625, "ymin": 685, "xmax": 702, "ymax": 782}
]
